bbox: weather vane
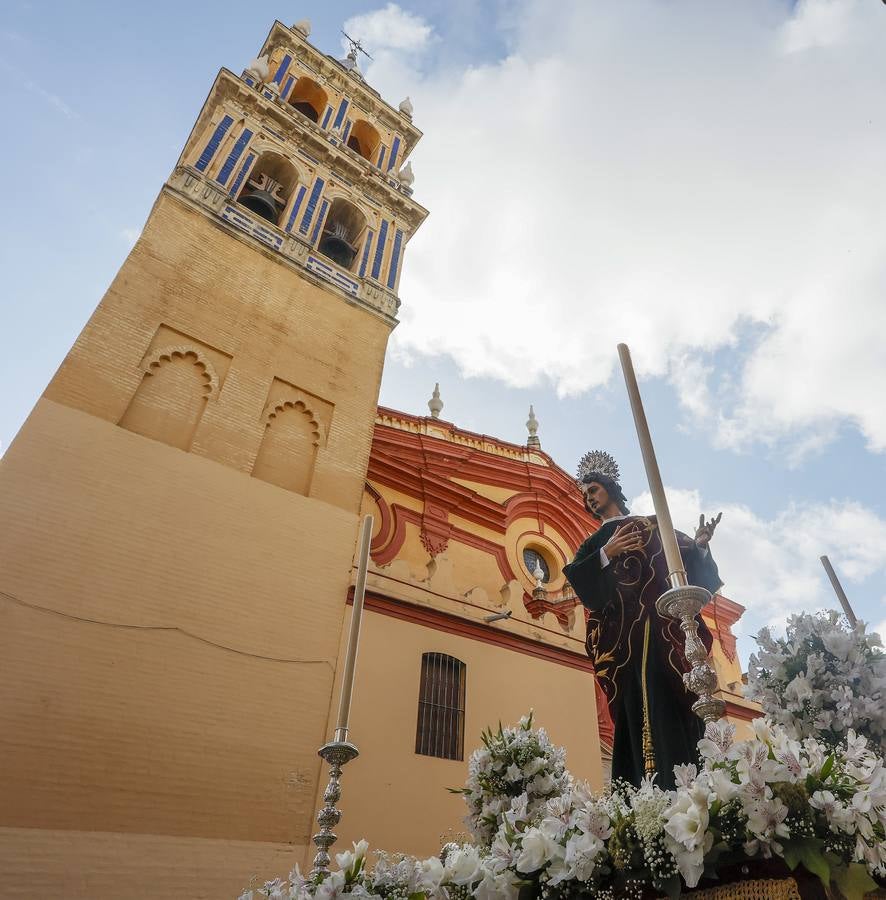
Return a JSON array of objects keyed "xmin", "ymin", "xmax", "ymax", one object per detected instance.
[{"xmin": 341, "ymin": 30, "xmax": 373, "ymax": 63}]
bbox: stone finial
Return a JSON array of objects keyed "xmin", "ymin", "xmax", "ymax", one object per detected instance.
[
  {"xmin": 397, "ymin": 161, "xmax": 415, "ymax": 188},
  {"xmin": 526, "ymin": 405, "xmax": 541, "ymax": 450},
  {"xmin": 340, "ymin": 51, "xmax": 363, "ymax": 80},
  {"xmin": 428, "ymin": 383, "xmax": 443, "ymax": 419},
  {"xmin": 293, "ymin": 19, "xmax": 311, "ymax": 37},
  {"xmin": 399, "ymin": 96, "xmax": 414, "ymax": 118},
  {"xmin": 246, "ymin": 54, "xmax": 271, "ymax": 83},
  {"xmin": 532, "ymin": 559, "xmax": 545, "ymax": 589}
]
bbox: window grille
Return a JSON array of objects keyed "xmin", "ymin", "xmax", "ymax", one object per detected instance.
[{"xmin": 415, "ymin": 652, "xmax": 466, "ymax": 760}]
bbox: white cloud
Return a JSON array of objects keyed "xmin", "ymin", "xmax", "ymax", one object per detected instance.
[
  {"xmin": 630, "ymin": 486, "xmax": 886, "ymax": 660},
  {"xmin": 343, "ymin": 3, "xmax": 432, "ymax": 55},
  {"xmin": 356, "ymin": 0, "xmax": 886, "ymax": 457},
  {"xmin": 0, "ymin": 59, "xmax": 77, "ymax": 119},
  {"xmin": 781, "ymin": 0, "xmax": 860, "ymax": 53}
]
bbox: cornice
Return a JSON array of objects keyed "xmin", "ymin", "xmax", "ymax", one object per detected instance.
[
  {"xmin": 351, "ymin": 589, "xmax": 595, "ymax": 674},
  {"xmin": 161, "ymin": 172, "xmax": 399, "ymax": 327},
  {"xmin": 369, "ymin": 421, "xmax": 595, "ymax": 536}
]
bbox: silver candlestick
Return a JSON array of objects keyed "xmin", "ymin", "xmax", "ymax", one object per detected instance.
[
  {"xmin": 656, "ymin": 584, "xmax": 726, "ymax": 724},
  {"xmin": 617, "ymin": 343, "xmax": 726, "ymax": 727},
  {"xmin": 309, "ymin": 732, "xmax": 359, "ymax": 878}
]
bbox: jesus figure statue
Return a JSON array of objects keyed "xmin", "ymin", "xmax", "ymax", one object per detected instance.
[{"xmin": 563, "ymin": 450, "xmax": 723, "ymax": 790}]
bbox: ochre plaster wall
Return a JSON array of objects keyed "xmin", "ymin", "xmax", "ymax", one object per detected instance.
[
  {"xmin": 315, "ymin": 607, "xmax": 604, "ymax": 862},
  {"xmin": 0, "ymin": 190, "xmax": 393, "ymax": 897}
]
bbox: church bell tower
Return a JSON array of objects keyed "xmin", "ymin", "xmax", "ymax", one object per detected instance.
[{"xmin": 0, "ymin": 20, "xmax": 426, "ymax": 898}]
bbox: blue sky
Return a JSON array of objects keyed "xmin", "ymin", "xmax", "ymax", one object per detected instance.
[{"xmin": 2, "ymin": 0, "xmax": 885, "ymax": 662}]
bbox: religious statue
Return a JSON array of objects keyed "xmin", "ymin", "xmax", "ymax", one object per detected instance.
[{"xmin": 563, "ymin": 450, "xmax": 723, "ymax": 790}]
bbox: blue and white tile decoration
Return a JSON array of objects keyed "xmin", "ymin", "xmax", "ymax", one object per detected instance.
[
  {"xmin": 228, "ymin": 152, "xmax": 256, "ymax": 198},
  {"xmin": 309, "ymin": 199, "xmax": 329, "ymax": 245},
  {"xmin": 299, "ymin": 178, "xmax": 325, "ymax": 235},
  {"xmin": 195, "ymin": 115, "xmax": 233, "ymax": 172},
  {"xmin": 372, "ymin": 219, "xmax": 389, "ymax": 279},
  {"xmin": 216, "ymin": 128, "xmax": 254, "ymax": 186},
  {"xmin": 387, "ymin": 135, "xmax": 401, "ymax": 172},
  {"xmin": 359, "ymin": 229, "xmax": 375, "ymax": 277},
  {"xmin": 285, "ymin": 185, "xmax": 307, "ymax": 233},
  {"xmin": 387, "ymin": 228, "xmax": 404, "ymax": 290},
  {"xmin": 222, "ymin": 204, "xmax": 284, "ymax": 250},
  {"xmin": 306, "ymin": 254, "xmax": 359, "ymax": 297},
  {"xmin": 273, "ymin": 54, "xmax": 292, "ymax": 85},
  {"xmin": 333, "ymin": 99, "xmax": 349, "ymax": 130}
]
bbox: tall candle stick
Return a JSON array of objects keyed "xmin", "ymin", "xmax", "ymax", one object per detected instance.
[
  {"xmin": 820, "ymin": 555, "xmax": 858, "ymax": 627},
  {"xmin": 334, "ymin": 514, "xmax": 374, "ymax": 742},
  {"xmin": 617, "ymin": 343, "xmax": 687, "ymax": 588},
  {"xmin": 617, "ymin": 342, "xmax": 725, "ymax": 725},
  {"xmin": 310, "ymin": 513, "xmax": 374, "ymax": 878}
]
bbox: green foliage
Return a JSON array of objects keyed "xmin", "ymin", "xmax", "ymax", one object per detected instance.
[{"xmin": 830, "ymin": 861, "xmax": 880, "ymax": 900}]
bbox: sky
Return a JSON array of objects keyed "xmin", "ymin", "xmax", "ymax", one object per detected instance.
[{"xmin": 2, "ymin": 0, "xmax": 885, "ymax": 664}]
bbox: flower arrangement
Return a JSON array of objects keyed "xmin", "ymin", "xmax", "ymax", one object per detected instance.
[
  {"xmin": 452, "ymin": 712, "xmax": 572, "ymax": 847},
  {"xmin": 241, "ymin": 714, "xmax": 886, "ymax": 900},
  {"xmin": 747, "ymin": 611, "xmax": 886, "ymax": 751},
  {"xmin": 238, "ymin": 839, "xmax": 522, "ymax": 899}
]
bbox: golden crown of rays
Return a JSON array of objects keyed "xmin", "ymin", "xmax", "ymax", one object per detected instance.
[{"xmin": 576, "ymin": 449, "xmax": 621, "ymax": 484}]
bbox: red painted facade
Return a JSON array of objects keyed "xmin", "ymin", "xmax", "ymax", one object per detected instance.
[{"xmin": 364, "ymin": 408, "xmax": 749, "ymax": 749}]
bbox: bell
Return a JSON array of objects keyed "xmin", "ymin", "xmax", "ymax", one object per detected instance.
[
  {"xmin": 290, "ymin": 100, "xmax": 319, "ymax": 123},
  {"xmin": 239, "ymin": 188, "xmax": 278, "ymax": 223},
  {"xmin": 318, "ymin": 234, "xmax": 356, "ymax": 269}
]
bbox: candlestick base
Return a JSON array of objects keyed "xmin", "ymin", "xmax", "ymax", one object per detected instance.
[
  {"xmin": 656, "ymin": 584, "xmax": 726, "ymax": 726},
  {"xmin": 309, "ymin": 739, "xmax": 360, "ymax": 879}
]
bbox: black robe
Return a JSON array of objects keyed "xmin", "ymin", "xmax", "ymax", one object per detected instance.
[{"xmin": 563, "ymin": 516, "xmax": 722, "ymax": 790}]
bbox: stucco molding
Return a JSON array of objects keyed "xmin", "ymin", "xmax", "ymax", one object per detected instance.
[
  {"xmin": 261, "ymin": 398, "xmax": 322, "ymax": 446},
  {"xmin": 141, "ymin": 345, "xmax": 220, "ymax": 399}
]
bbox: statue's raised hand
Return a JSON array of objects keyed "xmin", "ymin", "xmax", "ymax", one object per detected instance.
[{"xmin": 694, "ymin": 512, "xmax": 722, "ymax": 548}]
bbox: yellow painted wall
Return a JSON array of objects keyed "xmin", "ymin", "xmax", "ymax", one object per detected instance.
[
  {"xmin": 318, "ymin": 607, "xmax": 604, "ymax": 862},
  {"xmin": 0, "ymin": 188, "xmax": 393, "ymax": 897}
]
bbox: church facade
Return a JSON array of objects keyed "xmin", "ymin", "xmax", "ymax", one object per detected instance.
[{"xmin": 0, "ymin": 20, "xmax": 756, "ymax": 899}]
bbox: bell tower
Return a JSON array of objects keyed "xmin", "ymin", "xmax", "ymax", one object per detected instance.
[{"xmin": 0, "ymin": 20, "xmax": 426, "ymax": 899}]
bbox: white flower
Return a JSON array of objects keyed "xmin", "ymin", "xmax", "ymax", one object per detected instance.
[
  {"xmin": 746, "ymin": 796, "xmax": 790, "ymax": 855},
  {"xmin": 673, "ymin": 763, "xmax": 698, "ymax": 787},
  {"xmin": 664, "ymin": 783, "xmax": 711, "ymax": 851},
  {"xmin": 506, "ymin": 763, "xmax": 522, "ymax": 782},
  {"xmin": 515, "ymin": 826, "xmax": 562, "ymax": 873},
  {"xmin": 785, "ymin": 673, "xmax": 814, "ymax": 706},
  {"xmin": 444, "ymin": 845, "xmax": 482, "ymax": 886},
  {"xmin": 261, "ymin": 878, "xmax": 286, "ymax": 900},
  {"xmin": 564, "ymin": 830, "xmax": 604, "ymax": 881},
  {"xmin": 313, "ymin": 870, "xmax": 346, "ymax": 900},
  {"xmin": 708, "ymin": 768, "xmax": 741, "ymax": 803},
  {"xmin": 417, "ymin": 856, "xmax": 445, "ymax": 891},
  {"xmin": 698, "ymin": 720, "xmax": 736, "ymax": 763},
  {"xmin": 473, "ymin": 870, "xmax": 521, "ymax": 900},
  {"xmin": 666, "ymin": 830, "xmax": 713, "ymax": 888},
  {"xmin": 529, "ymin": 772, "xmax": 556, "ymax": 795}
]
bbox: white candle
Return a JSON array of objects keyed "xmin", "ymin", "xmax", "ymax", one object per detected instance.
[
  {"xmin": 820, "ymin": 555, "xmax": 858, "ymax": 626},
  {"xmin": 617, "ymin": 344, "xmax": 687, "ymax": 589},
  {"xmin": 334, "ymin": 514, "xmax": 374, "ymax": 742}
]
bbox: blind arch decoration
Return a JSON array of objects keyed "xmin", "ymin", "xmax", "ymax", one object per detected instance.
[{"xmin": 415, "ymin": 652, "xmax": 466, "ymax": 761}]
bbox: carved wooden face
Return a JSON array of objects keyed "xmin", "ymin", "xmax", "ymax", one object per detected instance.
[{"xmin": 580, "ymin": 480, "xmax": 613, "ymax": 519}]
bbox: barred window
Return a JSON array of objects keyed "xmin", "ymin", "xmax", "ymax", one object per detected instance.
[{"xmin": 415, "ymin": 652, "xmax": 466, "ymax": 760}]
